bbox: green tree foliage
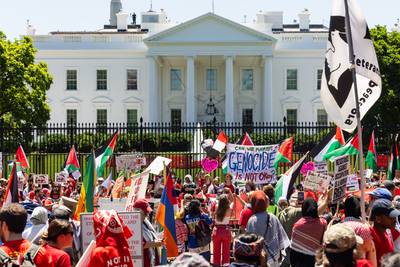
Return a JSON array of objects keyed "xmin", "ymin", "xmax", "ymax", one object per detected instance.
[
  {"xmin": 0, "ymin": 32, "xmax": 52, "ymax": 127},
  {"xmin": 364, "ymin": 26, "xmax": 400, "ymax": 132}
]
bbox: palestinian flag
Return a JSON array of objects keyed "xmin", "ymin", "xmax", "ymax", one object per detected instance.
[
  {"xmin": 64, "ymin": 145, "xmax": 80, "ymax": 175},
  {"xmin": 274, "ymin": 137, "xmax": 294, "ymax": 169},
  {"xmin": 95, "ymin": 130, "xmax": 118, "ymax": 177},
  {"xmin": 323, "ymin": 133, "xmax": 360, "ymax": 161},
  {"xmin": 222, "ymin": 133, "xmax": 254, "ymax": 174},
  {"xmin": 365, "ymin": 131, "xmax": 378, "ymax": 172},
  {"xmin": 275, "ymin": 152, "xmax": 309, "ymax": 200},
  {"xmin": 4, "ymin": 162, "xmax": 20, "ymax": 206},
  {"xmin": 388, "ymin": 137, "xmax": 399, "ymax": 180},
  {"xmin": 311, "ymin": 127, "xmax": 345, "ymax": 162},
  {"xmin": 74, "ymin": 151, "xmax": 97, "ymax": 220},
  {"xmin": 15, "ymin": 145, "xmax": 29, "ymax": 169}
]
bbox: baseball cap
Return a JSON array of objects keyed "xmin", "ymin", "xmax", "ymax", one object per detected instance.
[
  {"xmin": 368, "ymin": 188, "xmax": 392, "ymax": 200},
  {"xmin": 323, "ymin": 224, "xmax": 363, "ymax": 253},
  {"xmin": 133, "ymin": 199, "xmax": 152, "ymax": 214},
  {"xmin": 371, "ymin": 198, "xmax": 400, "ymax": 220}
]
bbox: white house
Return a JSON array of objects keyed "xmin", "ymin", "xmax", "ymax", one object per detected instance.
[{"xmin": 30, "ymin": 0, "xmax": 329, "ymax": 125}]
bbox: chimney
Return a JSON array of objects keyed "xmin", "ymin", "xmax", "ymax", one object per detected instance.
[
  {"xmin": 263, "ymin": 11, "xmax": 283, "ymax": 30},
  {"xmin": 109, "ymin": 0, "xmax": 122, "ymax": 26},
  {"xmin": 26, "ymin": 21, "xmax": 36, "ymax": 36},
  {"xmin": 116, "ymin": 12, "xmax": 129, "ymax": 31},
  {"xmin": 298, "ymin": 9, "xmax": 310, "ymax": 31}
]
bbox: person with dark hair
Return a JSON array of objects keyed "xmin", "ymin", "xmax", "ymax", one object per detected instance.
[
  {"xmin": 343, "ymin": 196, "xmax": 377, "ymax": 266},
  {"xmin": 212, "ymin": 194, "xmax": 232, "ymax": 266},
  {"xmin": 230, "ymin": 233, "xmax": 266, "ymax": 267},
  {"xmin": 263, "ymin": 184, "xmax": 278, "ymax": 216},
  {"xmin": 223, "ymin": 174, "xmax": 235, "ymax": 193},
  {"xmin": 0, "ymin": 203, "xmax": 50, "ymax": 265},
  {"xmin": 381, "ymin": 252, "xmax": 400, "ymax": 267},
  {"xmin": 184, "ymin": 199, "xmax": 212, "ymax": 261},
  {"xmin": 290, "ymin": 198, "xmax": 327, "ymax": 267},
  {"xmin": 246, "ymin": 191, "xmax": 289, "ymax": 267},
  {"xmin": 41, "ymin": 219, "xmax": 72, "ymax": 267}
]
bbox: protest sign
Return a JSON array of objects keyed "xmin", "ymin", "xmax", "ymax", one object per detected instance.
[
  {"xmin": 145, "ymin": 156, "xmax": 172, "ymax": 175},
  {"xmin": 125, "ymin": 171, "xmax": 150, "ymax": 211},
  {"xmin": 346, "ymin": 174, "xmax": 360, "ymax": 192},
  {"xmin": 76, "ymin": 240, "xmax": 96, "ymax": 267},
  {"xmin": 33, "ymin": 174, "xmax": 49, "ymax": 186},
  {"xmin": 226, "ymin": 144, "xmax": 279, "ymax": 184},
  {"xmin": 364, "ymin": 169, "xmax": 373, "ymax": 179},
  {"xmin": 303, "ymin": 171, "xmax": 332, "ymax": 193},
  {"xmin": 80, "ymin": 211, "xmax": 143, "ymax": 267},
  {"xmin": 314, "ymin": 161, "xmax": 328, "ymax": 175},
  {"xmin": 332, "ymin": 155, "xmax": 350, "ymax": 204},
  {"xmin": 116, "ymin": 154, "xmax": 147, "ymax": 172},
  {"xmin": 55, "ymin": 171, "xmax": 68, "ymax": 185}
]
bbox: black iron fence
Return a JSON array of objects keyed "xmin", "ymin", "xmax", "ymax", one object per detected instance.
[{"xmin": 0, "ymin": 119, "xmax": 399, "ymax": 179}]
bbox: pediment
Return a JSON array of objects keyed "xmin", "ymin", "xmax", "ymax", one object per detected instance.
[
  {"xmin": 62, "ymin": 96, "xmax": 82, "ymax": 103},
  {"xmin": 145, "ymin": 13, "xmax": 275, "ymax": 44},
  {"xmin": 280, "ymin": 96, "xmax": 301, "ymax": 104},
  {"xmin": 91, "ymin": 96, "xmax": 113, "ymax": 103},
  {"xmin": 122, "ymin": 96, "xmax": 144, "ymax": 104}
]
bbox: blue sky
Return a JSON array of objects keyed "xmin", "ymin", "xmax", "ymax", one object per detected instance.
[{"xmin": 0, "ymin": 0, "xmax": 398, "ymax": 39}]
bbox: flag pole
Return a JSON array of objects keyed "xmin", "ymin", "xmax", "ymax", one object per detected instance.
[{"xmin": 344, "ymin": 0, "xmax": 366, "ymax": 222}]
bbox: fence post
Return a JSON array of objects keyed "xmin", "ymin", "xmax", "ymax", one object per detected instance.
[
  {"xmin": 69, "ymin": 117, "xmax": 74, "ymax": 148},
  {"xmin": 283, "ymin": 116, "xmax": 287, "ymax": 138},
  {"xmin": 140, "ymin": 117, "xmax": 144, "ymax": 153}
]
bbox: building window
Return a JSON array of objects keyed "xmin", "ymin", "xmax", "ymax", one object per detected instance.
[
  {"xmin": 286, "ymin": 109, "xmax": 297, "ymax": 125},
  {"xmin": 96, "ymin": 70, "xmax": 107, "ymax": 90},
  {"xmin": 96, "ymin": 109, "xmax": 107, "ymax": 125},
  {"xmin": 66, "ymin": 109, "xmax": 77, "ymax": 126},
  {"xmin": 317, "ymin": 69, "xmax": 323, "ymax": 90},
  {"xmin": 242, "ymin": 109, "xmax": 253, "ymax": 124},
  {"xmin": 286, "ymin": 69, "xmax": 298, "ymax": 90},
  {"xmin": 171, "ymin": 109, "xmax": 182, "ymax": 124},
  {"xmin": 127, "ymin": 69, "xmax": 138, "ymax": 90},
  {"xmin": 127, "ymin": 109, "xmax": 138, "ymax": 125},
  {"xmin": 66, "ymin": 70, "xmax": 77, "ymax": 90},
  {"xmin": 206, "ymin": 68, "xmax": 217, "ymax": 91},
  {"xmin": 317, "ymin": 109, "xmax": 328, "ymax": 125},
  {"xmin": 242, "ymin": 69, "xmax": 254, "ymax": 90},
  {"xmin": 170, "ymin": 69, "xmax": 182, "ymax": 91}
]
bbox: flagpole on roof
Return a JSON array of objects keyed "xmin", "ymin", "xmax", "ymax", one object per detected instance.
[{"xmin": 343, "ymin": 0, "xmax": 366, "ymax": 222}]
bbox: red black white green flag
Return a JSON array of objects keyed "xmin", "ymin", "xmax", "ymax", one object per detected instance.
[
  {"xmin": 274, "ymin": 137, "xmax": 294, "ymax": 168},
  {"xmin": 15, "ymin": 145, "xmax": 29, "ymax": 169},
  {"xmin": 95, "ymin": 130, "xmax": 119, "ymax": 177},
  {"xmin": 4, "ymin": 162, "xmax": 19, "ymax": 206},
  {"xmin": 365, "ymin": 131, "xmax": 378, "ymax": 172},
  {"xmin": 64, "ymin": 145, "xmax": 80, "ymax": 176}
]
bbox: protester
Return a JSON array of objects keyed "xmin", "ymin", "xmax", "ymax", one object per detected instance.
[
  {"xmin": 381, "ymin": 253, "xmax": 400, "ymax": 267},
  {"xmin": 246, "ymin": 190, "xmax": 290, "ymax": 267},
  {"xmin": 263, "ymin": 184, "xmax": 279, "ymax": 216},
  {"xmin": 0, "ymin": 203, "xmax": 50, "ymax": 265},
  {"xmin": 212, "ymin": 194, "xmax": 232, "ymax": 267},
  {"xmin": 207, "ymin": 178, "xmax": 221, "ymax": 194},
  {"xmin": 230, "ymin": 233, "xmax": 266, "ymax": 267},
  {"xmin": 223, "ymin": 174, "xmax": 235, "ymax": 193},
  {"xmin": 183, "ymin": 175, "xmax": 196, "ymax": 193},
  {"xmin": 170, "ymin": 252, "xmax": 211, "ymax": 267},
  {"xmin": 41, "ymin": 219, "xmax": 72, "ymax": 267},
  {"xmin": 238, "ymin": 193, "xmax": 254, "ymax": 232},
  {"xmin": 382, "ymin": 181, "xmax": 396, "ymax": 197},
  {"xmin": 290, "ymin": 198, "xmax": 327, "ymax": 267},
  {"xmin": 22, "ymin": 206, "xmax": 48, "ymax": 242},
  {"xmin": 87, "ymin": 210, "xmax": 133, "ymax": 267}
]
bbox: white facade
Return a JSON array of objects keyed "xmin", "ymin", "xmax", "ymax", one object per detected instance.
[{"xmin": 31, "ymin": 8, "xmax": 330, "ymax": 124}]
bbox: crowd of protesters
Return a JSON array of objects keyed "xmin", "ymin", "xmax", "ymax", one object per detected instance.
[{"xmin": 0, "ymin": 169, "xmax": 400, "ymax": 267}]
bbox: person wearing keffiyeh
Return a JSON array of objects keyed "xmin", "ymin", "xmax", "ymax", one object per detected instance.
[{"xmin": 230, "ymin": 233, "xmax": 266, "ymax": 267}]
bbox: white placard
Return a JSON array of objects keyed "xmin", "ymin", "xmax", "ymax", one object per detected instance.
[
  {"xmin": 364, "ymin": 169, "xmax": 373, "ymax": 179},
  {"xmin": 76, "ymin": 240, "xmax": 96, "ymax": 267},
  {"xmin": 116, "ymin": 154, "xmax": 147, "ymax": 172},
  {"xmin": 314, "ymin": 161, "xmax": 328, "ymax": 175},
  {"xmin": 332, "ymin": 155, "xmax": 350, "ymax": 204},
  {"xmin": 125, "ymin": 171, "xmax": 150, "ymax": 212},
  {"xmin": 145, "ymin": 156, "xmax": 172, "ymax": 175},
  {"xmin": 303, "ymin": 171, "xmax": 332, "ymax": 193},
  {"xmin": 55, "ymin": 171, "xmax": 68, "ymax": 185},
  {"xmin": 346, "ymin": 174, "xmax": 360, "ymax": 192},
  {"xmin": 33, "ymin": 174, "xmax": 49, "ymax": 186},
  {"xmin": 80, "ymin": 211, "xmax": 143, "ymax": 266}
]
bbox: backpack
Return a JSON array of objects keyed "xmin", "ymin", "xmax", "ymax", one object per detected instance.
[
  {"xmin": 0, "ymin": 244, "xmax": 40, "ymax": 267},
  {"xmin": 194, "ymin": 218, "xmax": 212, "ymax": 247}
]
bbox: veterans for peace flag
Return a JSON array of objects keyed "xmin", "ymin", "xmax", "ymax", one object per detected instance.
[{"xmin": 321, "ymin": 0, "xmax": 381, "ymax": 132}]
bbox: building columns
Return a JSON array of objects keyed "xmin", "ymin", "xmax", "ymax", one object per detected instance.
[
  {"xmin": 148, "ymin": 56, "xmax": 159, "ymax": 122},
  {"xmin": 225, "ymin": 56, "xmax": 234, "ymax": 123},
  {"xmin": 263, "ymin": 56, "xmax": 273, "ymax": 122},
  {"xmin": 186, "ymin": 56, "xmax": 196, "ymax": 122}
]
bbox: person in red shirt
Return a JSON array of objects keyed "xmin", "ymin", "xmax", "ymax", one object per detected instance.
[
  {"xmin": 87, "ymin": 210, "xmax": 133, "ymax": 267},
  {"xmin": 223, "ymin": 174, "xmax": 235, "ymax": 193},
  {"xmin": 41, "ymin": 219, "xmax": 72, "ymax": 267},
  {"xmin": 238, "ymin": 203, "xmax": 254, "ymax": 231},
  {"xmin": 0, "ymin": 203, "xmax": 51, "ymax": 266},
  {"xmin": 369, "ymin": 198, "xmax": 400, "ymax": 266}
]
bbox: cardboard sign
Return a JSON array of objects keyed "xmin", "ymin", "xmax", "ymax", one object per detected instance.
[
  {"xmin": 125, "ymin": 171, "xmax": 150, "ymax": 211},
  {"xmin": 314, "ymin": 161, "xmax": 328, "ymax": 175},
  {"xmin": 226, "ymin": 144, "xmax": 279, "ymax": 184},
  {"xmin": 145, "ymin": 156, "xmax": 172, "ymax": 175},
  {"xmin": 80, "ymin": 211, "xmax": 143, "ymax": 267},
  {"xmin": 55, "ymin": 171, "xmax": 68, "ymax": 184},
  {"xmin": 346, "ymin": 174, "xmax": 360, "ymax": 192},
  {"xmin": 116, "ymin": 154, "xmax": 147, "ymax": 172},
  {"xmin": 33, "ymin": 174, "xmax": 49, "ymax": 185},
  {"xmin": 332, "ymin": 155, "xmax": 350, "ymax": 204},
  {"xmin": 303, "ymin": 171, "xmax": 332, "ymax": 193}
]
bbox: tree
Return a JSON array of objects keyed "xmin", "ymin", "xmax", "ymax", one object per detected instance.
[
  {"xmin": 364, "ymin": 26, "xmax": 400, "ymax": 133},
  {"xmin": 0, "ymin": 32, "xmax": 52, "ymax": 127}
]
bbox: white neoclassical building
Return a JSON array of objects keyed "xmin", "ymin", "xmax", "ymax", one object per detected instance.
[{"xmin": 30, "ymin": 1, "xmax": 330, "ymax": 125}]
